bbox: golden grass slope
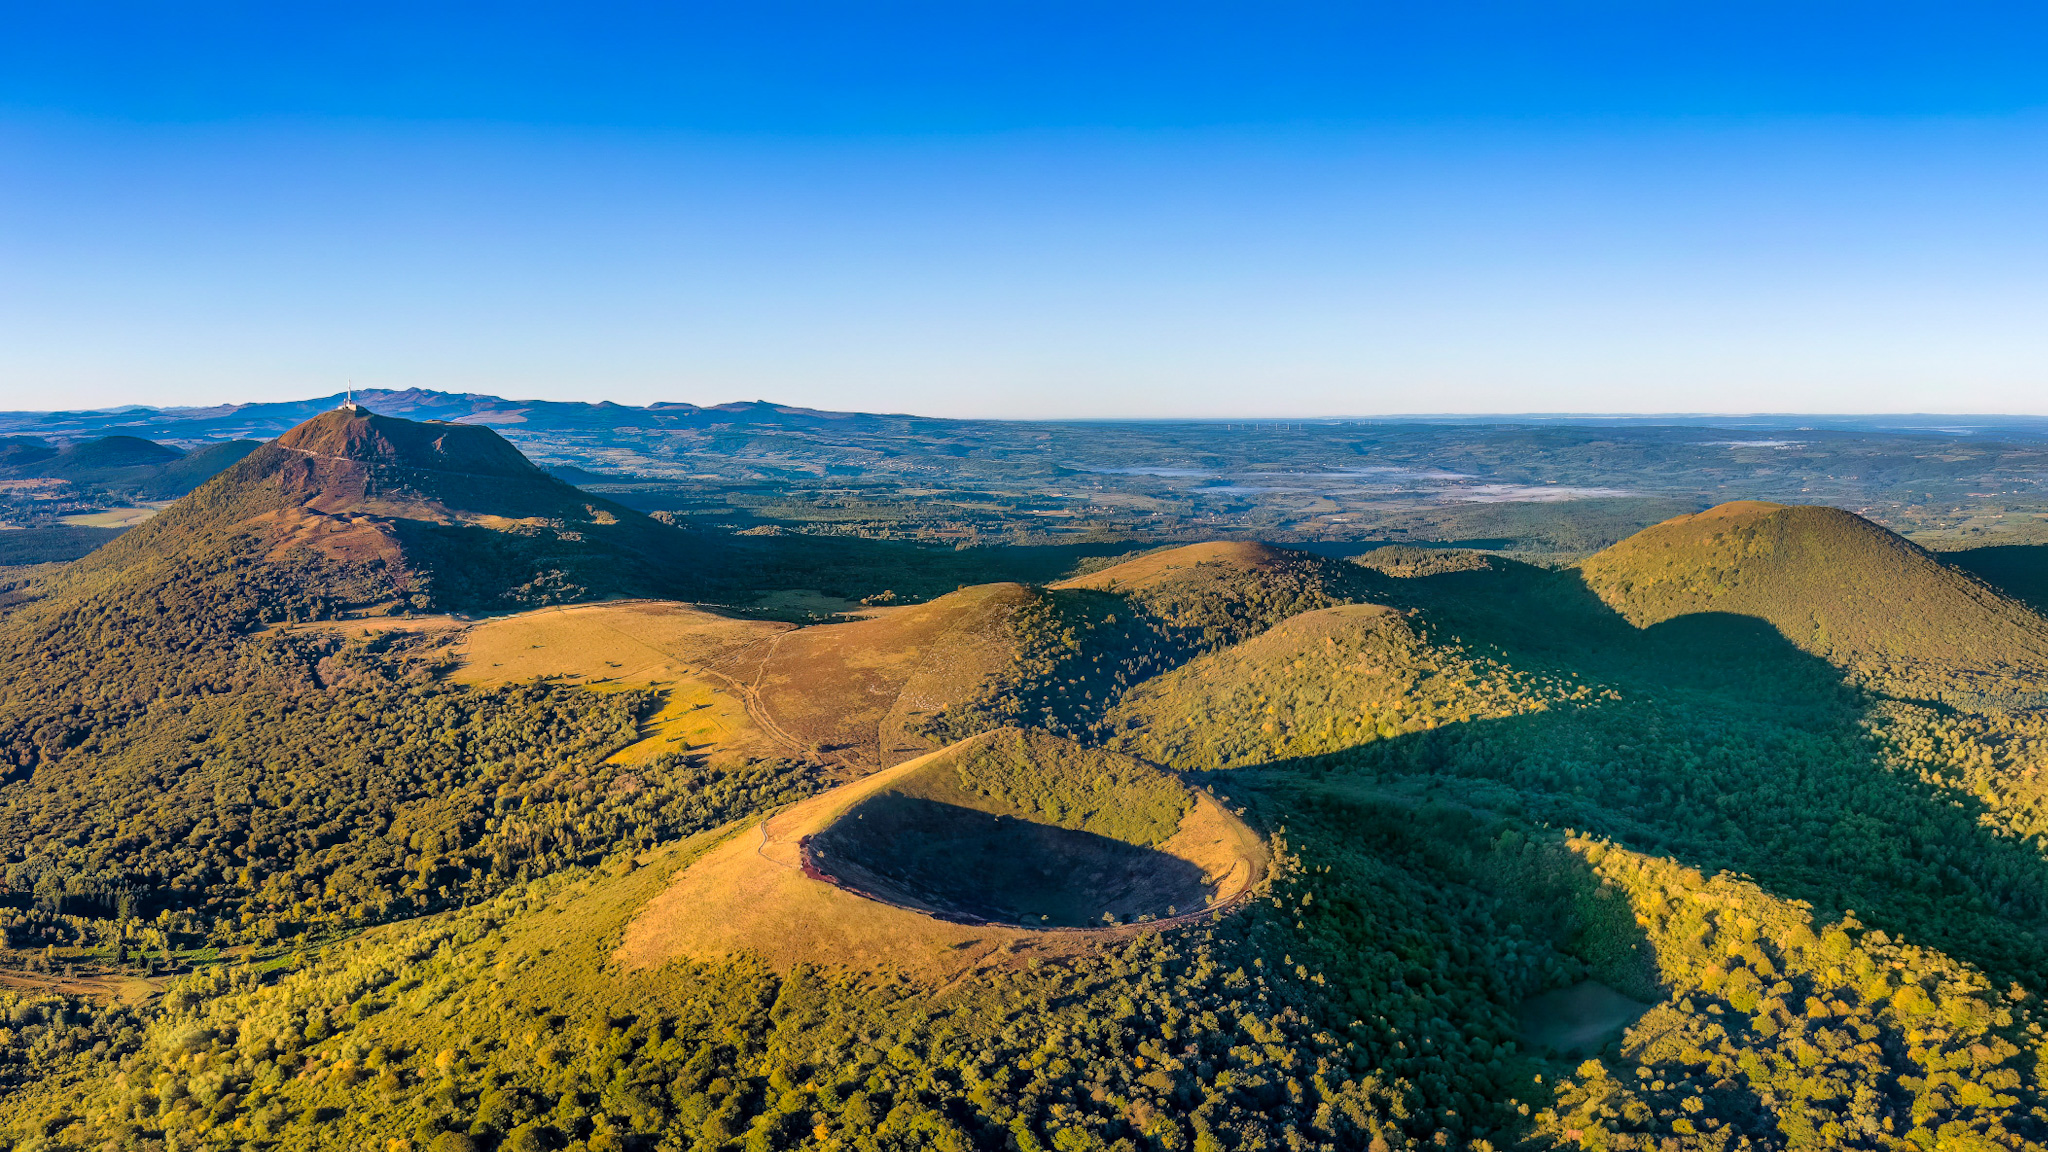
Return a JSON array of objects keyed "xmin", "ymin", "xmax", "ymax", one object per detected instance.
[
  {"xmin": 618, "ymin": 730, "xmax": 1265, "ymax": 981},
  {"xmin": 454, "ymin": 599, "xmax": 786, "ymax": 688},
  {"xmin": 1049, "ymin": 540, "xmax": 1297, "ymax": 591},
  {"xmin": 453, "ymin": 599, "xmax": 791, "ymax": 764},
  {"xmin": 443, "ymin": 583, "xmax": 1042, "ymax": 772},
  {"xmin": 710, "ymin": 582, "xmax": 1038, "ymax": 770},
  {"xmin": 1105, "ymin": 602, "xmax": 1586, "ymax": 770},
  {"xmin": 1582, "ymin": 501, "xmax": 2048, "ymax": 707}
]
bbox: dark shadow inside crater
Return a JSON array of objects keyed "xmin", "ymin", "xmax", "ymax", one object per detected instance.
[{"xmin": 810, "ymin": 794, "xmax": 1214, "ymax": 927}]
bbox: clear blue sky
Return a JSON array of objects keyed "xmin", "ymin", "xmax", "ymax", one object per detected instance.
[{"xmin": 2, "ymin": 2, "xmax": 2046, "ymax": 417}]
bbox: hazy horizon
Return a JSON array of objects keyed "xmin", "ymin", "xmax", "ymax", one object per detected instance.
[{"xmin": 18, "ymin": 384, "xmax": 2048, "ymax": 428}]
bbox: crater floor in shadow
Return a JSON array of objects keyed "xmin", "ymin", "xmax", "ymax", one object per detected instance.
[{"xmin": 810, "ymin": 794, "xmax": 1214, "ymax": 927}]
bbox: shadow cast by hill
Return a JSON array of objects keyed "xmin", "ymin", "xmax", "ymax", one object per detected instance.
[
  {"xmin": 1304, "ymin": 556, "xmax": 2048, "ymax": 990},
  {"xmin": 1947, "ymin": 542, "xmax": 2048, "ymax": 617}
]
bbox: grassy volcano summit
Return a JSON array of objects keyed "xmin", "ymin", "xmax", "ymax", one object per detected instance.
[
  {"xmin": 808, "ymin": 728, "xmax": 1233, "ymax": 927},
  {"xmin": 1582, "ymin": 500, "xmax": 2048, "ymax": 706}
]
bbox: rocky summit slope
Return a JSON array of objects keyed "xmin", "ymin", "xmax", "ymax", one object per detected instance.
[{"xmin": 64, "ymin": 407, "xmax": 713, "ymax": 620}]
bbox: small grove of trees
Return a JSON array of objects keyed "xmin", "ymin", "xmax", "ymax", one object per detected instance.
[{"xmin": 1537, "ymin": 837, "xmax": 2044, "ymax": 1152}]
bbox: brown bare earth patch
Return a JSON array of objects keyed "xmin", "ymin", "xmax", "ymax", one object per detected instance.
[
  {"xmin": 254, "ymin": 506, "xmax": 408, "ymax": 568},
  {"xmin": 711, "ymin": 583, "xmax": 1037, "ymax": 769},
  {"xmin": 617, "ymin": 731, "xmax": 1266, "ymax": 983},
  {"xmin": 0, "ymin": 967, "xmax": 167, "ymax": 1006},
  {"xmin": 432, "ymin": 583, "xmax": 1055, "ymax": 773}
]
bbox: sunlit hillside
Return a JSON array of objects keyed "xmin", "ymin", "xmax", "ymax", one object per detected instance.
[
  {"xmin": 1583, "ymin": 501, "xmax": 2048, "ymax": 708},
  {"xmin": 8, "ymin": 424, "xmax": 2048, "ymax": 1152}
]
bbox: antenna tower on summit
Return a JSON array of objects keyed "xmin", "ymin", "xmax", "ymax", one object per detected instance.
[{"xmin": 341, "ymin": 382, "xmax": 360, "ymax": 412}]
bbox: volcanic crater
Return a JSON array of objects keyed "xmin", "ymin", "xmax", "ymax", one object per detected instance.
[{"xmin": 803, "ymin": 728, "xmax": 1260, "ymax": 929}]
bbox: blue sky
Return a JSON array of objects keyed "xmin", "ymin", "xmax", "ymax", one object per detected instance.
[{"xmin": 2, "ymin": 2, "xmax": 2046, "ymax": 417}]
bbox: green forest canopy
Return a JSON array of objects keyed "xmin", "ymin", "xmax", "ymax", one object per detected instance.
[{"xmin": 5, "ymin": 415, "xmax": 2048, "ymax": 1152}]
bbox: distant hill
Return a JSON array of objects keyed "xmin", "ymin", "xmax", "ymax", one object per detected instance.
[
  {"xmin": 40, "ymin": 434, "xmax": 180, "ymax": 477},
  {"xmin": 1582, "ymin": 500, "xmax": 2048, "ymax": 707},
  {"xmin": 0, "ymin": 433, "xmax": 258, "ymax": 499},
  {"xmin": 908, "ymin": 541, "xmax": 1380, "ymax": 743},
  {"xmin": 1106, "ymin": 602, "xmax": 1579, "ymax": 770},
  {"xmin": 127, "ymin": 438, "xmax": 260, "ymax": 499},
  {"xmin": 0, "ymin": 436, "xmax": 57, "ymax": 471},
  {"xmin": 7, "ymin": 434, "xmax": 179, "ymax": 494},
  {"xmin": 1052, "ymin": 540, "xmax": 1373, "ymax": 648}
]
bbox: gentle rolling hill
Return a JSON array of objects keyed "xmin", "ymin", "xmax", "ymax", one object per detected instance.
[
  {"xmin": 1582, "ymin": 499, "xmax": 2048, "ymax": 707},
  {"xmin": 1105, "ymin": 602, "xmax": 1578, "ymax": 770},
  {"xmin": 0, "ymin": 433, "xmax": 258, "ymax": 500}
]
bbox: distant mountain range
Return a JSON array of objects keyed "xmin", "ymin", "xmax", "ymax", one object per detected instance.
[
  {"xmin": 0, "ymin": 389, "xmax": 915, "ymax": 445},
  {"xmin": 11, "ymin": 388, "xmax": 2048, "ymax": 444}
]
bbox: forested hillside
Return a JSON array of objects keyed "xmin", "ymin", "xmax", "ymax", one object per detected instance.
[
  {"xmin": 1582, "ymin": 501, "xmax": 2048, "ymax": 708},
  {"xmin": 7, "ymin": 433, "xmax": 2048, "ymax": 1152},
  {"xmin": 0, "ymin": 434, "xmax": 259, "ymax": 501},
  {"xmin": 0, "ymin": 410, "xmax": 813, "ymax": 954}
]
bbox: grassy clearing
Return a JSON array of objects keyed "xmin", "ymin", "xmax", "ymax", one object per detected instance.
[
  {"xmin": 723, "ymin": 583, "xmax": 1036, "ymax": 769},
  {"xmin": 58, "ymin": 505, "xmax": 163, "ymax": 528},
  {"xmin": 452, "ymin": 600, "xmax": 788, "ymax": 690},
  {"xmin": 452, "ymin": 599, "xmax": 794, "ymax": 764}
]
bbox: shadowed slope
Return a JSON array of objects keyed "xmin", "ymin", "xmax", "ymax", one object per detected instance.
[
  {"xmin": 1945, "ymin": 542, "xmax": 2048, "ymax": 619},
  {"xmin": 129, "ymin": 438, "xmax": 260, "ymax": 499},
  {"xmin": 1582, "ymin": 501, "xmax": 2048, "ymax": 707},
  {"xmin": 911, "ymin": 541, "xmax": 1379, "ymax": 743}
]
